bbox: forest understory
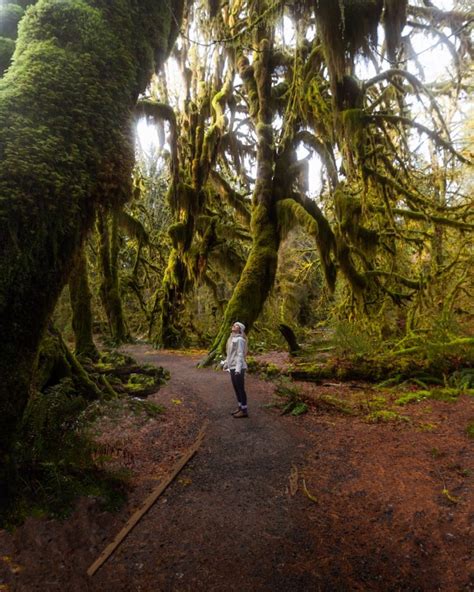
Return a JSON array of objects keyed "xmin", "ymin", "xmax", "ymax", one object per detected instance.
[
  {"xmin": 0, "ymin": 0, "xmax": 473, "ymax": 590},
  {"xmin": 0, "ymin": 345, "xmax": 472, "ymax": 592}
]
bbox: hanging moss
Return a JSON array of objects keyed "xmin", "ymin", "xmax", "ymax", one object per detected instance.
[
  {"xmin": 335, "ymin": 187, "xmax": 379, "ymax": 253},
  {"xmin": 315, "ymin": 0, "xmax": 383, "ymax": 82},
  {"xmin": 168, "ymin": 221, "xmax": 188, "ymax": 249},
  {"xmin": 209, "ymin": 171, "xmax": 251, "ymax": 223},
  {"xmin": 117, "ymin": 209, "xmax": 149, "ymax": 245},
  {"xmin": 237, "ymin": 56, "xmax": 259, "ymax": 119},
  {"xmin": 277, "ymin": 198, "xmax": 318, "ymax": 239}
]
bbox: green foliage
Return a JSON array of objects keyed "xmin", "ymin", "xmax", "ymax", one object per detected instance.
[
  {"xmin": 20, "ymin": 379, "xmax": 88, "ymax": 463},
  {"xmin": 249, "ymin": 359, "xmax": 281, "ymax": 378},
  {"xmin": 0, "ymin": 0, "xmax": 184, "ymax": 469},
  {"xmin": 96, "ymin": 350, "xmax": 135, "ymax": 372},
  {"xmin": 333, "ymin": 320, "xmax": 378, "ymax": 357},
  {"xmin": 273, "ymin": 380, "xmax": 308, "ymax": 416},
  {"xmin": 290, "ymin": 402, "xmax": 309, "ymax": 416},
  {"xmin": 127, "ymin": 398, "xmax": 165, "ymax": 418},
  {"xmin": 449, "ymin": 368, "xmax": 474, "ymax": 390},
  {"xmin": 84, "ymin": 392, "xmax": 165, "ymax": 428},
  {"xmin": 2, "ymin": 378, "xmax": 127, "ymax": 523}
]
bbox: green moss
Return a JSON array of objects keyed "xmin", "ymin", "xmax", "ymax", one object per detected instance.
[
  {"xmin": 395, "ymin": 391, "xmax": 431, "ymax": 405},
  {"xmin": 36, "ymin": 331, "xmax": 72, "ymax": 391},
  {"xmin": 97, "ymin": 350, "xmax": 134, "ymax": 371},
  {"xmin": 0, "ymin": 0, "xmax": 182, "ymax": 491},
  {"xmin": 396, "ymin": 387, "xmax": 473, "ymax": 406},
  {"xmin": 277, "ymin": 198, "xmax": 318, "ymax": 239},
  {"xmin": 315, "ymin": 1, "xmax": 383, "ymax": 83},
  {"xmin": 168, "ymin": 221, "xmax": 188, "ymax": 249},
  {"xmin": 159, "ymin": 248, "xmax": 193, "ymax": 348},
  {"xmin": 417, "ymin": 422, "xmax": 437, "ymax": 432},
  {"xmin": 366, "ymin": 410, "xmax": 409, "ymax": 423},
  {"xmin": 125, "ymin": 373, "xmax": 156, "ymax": 391},
  {"xmin": 127, "ymin": 398, "xmax": 164, "ymax": 418}
]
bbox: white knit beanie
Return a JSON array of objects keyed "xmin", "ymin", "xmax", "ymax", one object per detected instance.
[{"xmin": 234, "ymin": 321, "xmax": 246, "ymax": 333}]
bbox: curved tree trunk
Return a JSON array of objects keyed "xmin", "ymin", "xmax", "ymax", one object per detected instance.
[
  {"xmin": 0, "ymin": 0, "xmax": 183, "ymax": 494},
  {"xmin": 69, "ymin": 249, "xmax": 99, "ymax": 360},
  {"xmin": 204, "ymin": 206, "xmax": 280, "ymax": 361}
]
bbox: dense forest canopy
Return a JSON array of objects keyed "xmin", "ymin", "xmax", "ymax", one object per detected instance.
[
  {"xmin": 0, "ymin": 0, "xmax": 472, "ymax": 509},
  {"xmin": 129, "ymin": 0, "xmax": 473, "ymax": 357}
]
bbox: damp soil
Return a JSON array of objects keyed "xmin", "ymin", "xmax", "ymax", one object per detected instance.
[{"xmin": 0, "ymin": 345, "xmax": 472, "ymax": 591}]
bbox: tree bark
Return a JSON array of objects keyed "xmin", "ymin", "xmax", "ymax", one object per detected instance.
[
  {"xmin": 0, "ymin": 0, "xmax": 182, "ymax": 492},
  {"xmin": 98, "ymin": 210, "xmax": 130, "ymax": 344},
  {"xmin": 69, "ymin": 249, "xmax": 99, "ymax": 360},
  {"xmin": 203, "ymin": 33, "xmax": 280, "ymax": 363}
]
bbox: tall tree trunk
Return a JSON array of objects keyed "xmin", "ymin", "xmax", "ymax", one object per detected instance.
[
  {"xmin": 69, "ymin": 249, "xmax": 99, "ymax": 360},
  {"xmin": 0, "ymin": 0, "xmax": 183, "ymax": 493},
  {"xmin": 204, "ymin": 33, "xmax": 280, "ymax": 362},
  {"xmin": 205, "ymin": 206, "xmax": 280, "ymax": 361},
  {"xmin": 160, "ymin": 250, "xmax": 191, "ymax": 348},
  {"xmin": 98, "ymin": 210, "xmax": 129, "ymax": 344}
]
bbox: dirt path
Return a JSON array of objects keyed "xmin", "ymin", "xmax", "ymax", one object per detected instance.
[
  {"xmin": 0, "ymin": 345, "xmax": 472, "ymax": 591},
  {"xmin": 0, "ymin": 347, "xmax": 321, "ymax": 592},
  {"xmin": 94, "ymin": 346, "xmax": 319, "ymax": 591}
]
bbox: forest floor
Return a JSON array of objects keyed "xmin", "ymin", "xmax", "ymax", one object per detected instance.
[{"xmin": 0, "ymin": 345, "xmax": 473, "ymax": 591}]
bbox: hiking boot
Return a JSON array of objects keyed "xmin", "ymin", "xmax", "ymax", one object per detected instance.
[
  {"xmin": 230, "ymin": 408, "xmax": 241, "ymax": 416},
  {"xmin": 233, "ymin": 410, "xmax": 248, "ymax": 418}
]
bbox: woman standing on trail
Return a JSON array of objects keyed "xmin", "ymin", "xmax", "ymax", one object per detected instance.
[{"xmin": 222, "ymin": 321, "xmax": 249, "ymax": 418}]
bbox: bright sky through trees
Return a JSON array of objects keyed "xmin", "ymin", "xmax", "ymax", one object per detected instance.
[{"xmin": 136, "ymin": 0, "xmax": 464, "ymax": 198}]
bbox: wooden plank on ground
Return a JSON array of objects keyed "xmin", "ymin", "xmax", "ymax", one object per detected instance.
[{"xmin": 87, "ymin": 421, "xmax": 208, "ymax": 577}]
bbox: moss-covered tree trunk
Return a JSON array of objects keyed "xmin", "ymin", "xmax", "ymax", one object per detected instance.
[
  {"xmin": 204, "ymin": 35, "xmax": 280, "ymax": 362},
  {"xmin": 98, "ymin": 209, "xmax": 130, "ymax": 344},
  {"xmin": 158, "ymin": 67, "xmax": 233, "ymax": 347},
  {"xmin": 160, "ymin": 250, "xmax": 191, "ymax": 348},
  {"xmin": 69, "ymin": 249, "xmax": 99, "ymax": 360},
  {"xmin": 0, "ymin": 0, "xmax": 183, "ymax": 495}
]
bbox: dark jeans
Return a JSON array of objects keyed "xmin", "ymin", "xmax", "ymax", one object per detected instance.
[{"xmin": 230, "ymin": 369, "xmax": 247, "ymax": 407}]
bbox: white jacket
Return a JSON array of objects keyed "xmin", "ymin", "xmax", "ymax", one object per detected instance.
[{"xmin": 224, "ymin": 335, "xmax": 248, "ymax": 373}]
